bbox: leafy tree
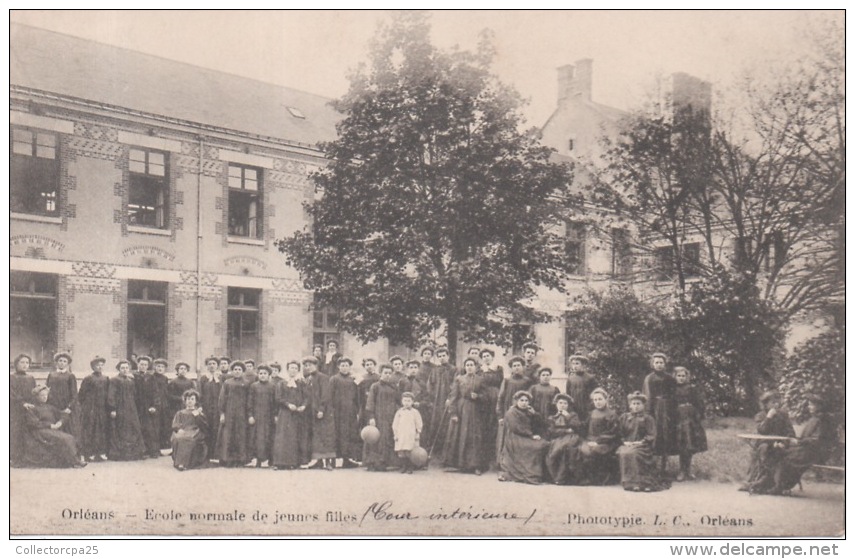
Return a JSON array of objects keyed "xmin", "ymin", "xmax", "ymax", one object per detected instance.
[
  {"xmin": 278, "ymin": 13, "xmax": 577, "ymax": 357},
  {"xmin": 779, "ymin": 327, "xmax": 845, "ymax": 423}
]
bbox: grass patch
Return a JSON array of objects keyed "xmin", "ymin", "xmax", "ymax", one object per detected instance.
[{"xmin": 688, "ymin": 416, "xmax": 754, "ymax": 483}]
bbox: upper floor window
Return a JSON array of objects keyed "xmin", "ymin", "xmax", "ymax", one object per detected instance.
[
  {"xmin": 228, "ymin": 164, "xmax": 262, "ymax": 238},
  {"xmin": 128, "ymin": 148, "xmax": 168, "ymax": 228},
  {"xmin": 654, "ymin": 242, "xmax": 701, "ymax": 281},
  {"xmin": 10, "ymin": 127, "xmax": 59, "ymax": 217},
  {"xmin": 565, "ymin": 222, "xmax": 587, "ymax": 276}
]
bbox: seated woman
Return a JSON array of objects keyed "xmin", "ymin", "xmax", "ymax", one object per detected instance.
[
  {"xmin": 771, "ymin": 394, "xmax": 838, "ymax": 494},
  {"xmin": 617, "ymin": 391, "xmax": 668, "ymax": 492},
  {"xmin": 171, "ymin": 389, "xmax": 209, "ymax": 471},
  {"xmin": 545, "ymin": 393, "xmax": 584, "ymax": 485},
  {"xmin": 22, "ymin": 385, "xmax": 87, "ymax": 468},
  {"xmin": 740, "ymin": 390, "xmax": 796, "ymax": 494},
  {"xmin": 579, "ymin": 387, "xmax": 620, "ymax": 485},
  {"xmin": 498, "ymin": 390, "xmax": 549, "ymax": 484}
]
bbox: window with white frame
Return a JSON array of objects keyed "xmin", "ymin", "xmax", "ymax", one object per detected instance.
[
  {"xmin": 128, "ymin": 148, "xmax": 168, "ymax": 228},
  {"xmin": 10, "ymin": 127, "xmax": 59, "ymax": 216},
  {"xmin": 228, "ymin": 164, "xmax": 262, "ymax": 238}
]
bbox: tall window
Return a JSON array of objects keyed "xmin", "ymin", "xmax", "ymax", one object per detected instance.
[
  {"xmin": 312, "ymin": 302, "xmax": 340, "ymax": 350},
  {"xmin": 611, "ymin": 227, "xmax": 632, "ymax": 278},
  {"xmin": 227, "ymin": 288, "xmax": 260, "ymax": 359},
  {"xmin": 128, "ymin": 280, "xmax": 167, "ymax": 359},
  {"xmin": 511, "ymin": 324, "xmax": 534, "ymax": 356},
  {"xmin": 654, "ymin": 242, "xmax": 701, "ymax": 281},
  {"xmin": 10, "ymin": 127, "xmax": 59, "ymax": 216},
  {"xmin": 565, "ymin": 222, "xmax": 586, "ymax": 276},
  {"xmin": 10, "ymin": 272, "xmax": 57, "ymax": 368},
  {"xmin": 128, "ymin": 148, "xmax": 168, "ymax": 228},
  {"xmin": 228, "ymin": 164, "xmax": 262, "ymax": 238}
]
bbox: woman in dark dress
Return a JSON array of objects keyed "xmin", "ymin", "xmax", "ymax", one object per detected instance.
[
  {"xmin": 739, "ymin": 390, "xmax": 797, "ymax": 494},
  {"xmin": 479, "ymin": 348, "xmax": 504, "ymax": 469},
  {"xmin": 217, "ymin": 361, "xmax": 252, "ymax": 467},
  {"xmin": 617, "ymin": 391, "xmax": 668, "ymax": 492},
  {"xmin": 579, "ymin": 387, "xmax": 621, "ymax": 485},
  {"xmin": 771, "ymin": 395, "xmax": 837, "ymax": 494},
  {"xmin": 47, "ymin": 351, "xmax": 79, "ymax": 439},
  {"xmin": 107, "ymin": 360, "xmax": 146, "ymax": 461},
  {"xmin": 673, "ymin": 366, "xmax": 707, "ymax": 481},
  {"xmin": 23, "ymin": 385, "xmax": 87, "ymax": 468},
  {"xmin": 171, "ymin": 389, "xmax": 209, "ymax": 471},
  {"xmin": 545, "ymin": 393, "xmax": 584, "ymax": 485},
  {"xmin": 272, "ymin": 361, "xmax": 309, "ymax": 470},
  {"xmin": 642, "ymin": 352, "xmax": 677, "ymax": 474},
  {"xmin": 78, "ymin": 356, "xmax": 110, "ymax": 462},
  {"xmin": 443, "ymin": 358, "xmax": 488, "ymax": 475},
  {"xmin": 10, "ymin": 354, "xmax": 36, "ymax": 467},
  {"xmin": 498, "ymin": 390, "xmax": 549, "ymax": 484}
]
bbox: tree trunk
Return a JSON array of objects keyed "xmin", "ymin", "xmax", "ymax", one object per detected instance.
[{"xmin": 446, "ymin": 317, "xmax": 458, "ymax": 367}]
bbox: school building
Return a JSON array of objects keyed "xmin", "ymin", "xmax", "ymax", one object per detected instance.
[{"xmin": 10, "ymin": 25, "xmax": 828, "ymax": 378}]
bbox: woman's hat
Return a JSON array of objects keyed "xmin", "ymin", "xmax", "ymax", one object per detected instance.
[
  {"xmin": 256, "ymin": 364, "xmax": 272, "ymax": 375},
  {"xmin": 568, "ymin": 353, "xmax": 589, "ymax": 363},
  {"xmin": 627, "ymin": 391, "xmax": 648, "ymax": 404},
  {"xmin": 182, "ymin": 388, "xmax": 201, "ymax": 401},
  {"xmin": 553, "ymin": 393, "xmax": 574, "ymax": 406},
  {"xmin": 229, "ymin": 360, "xmax": 246, "ymax": 372},
  {"xmin": 53, "ymin": 351, "xmax": 72, "ymax": 364},
  {"xmin": 508, "ymin": 356, "xmax": 525, "ymax": 366},
  {"xmin": 136, "ymin": 355, "xmax": 152, "ymax": 365},
  {"xmin": 513, "ymin": 390, "xmax": 533, "ymax": 401},
  {"xmin": 174, "ymin": 361, "xmax": 190, "ymax": 371},
  {"xmin": 302, "ymin": 356, "xmax": 319, "ymax": 365},
  {"xmin": 90, "ymin": 355, "xmax": 106, "ymax": 368},
  {"xmin": 32, "ymin": 384, "xmax": 49, "ymax": 395},
  {"xmin": 116, "ymin": 359, "xmax": 130, "ymax": 370},
  {"xmin": 205, "ymin": 356, "xmax": 219, "ymax": 366},
  {"xmin": 152, "ymin": 358, "xmax": 168, "ymax": 368},
  {"xmin": 338, "ymin": 357, "xmax": 354, "ymax": 366}
]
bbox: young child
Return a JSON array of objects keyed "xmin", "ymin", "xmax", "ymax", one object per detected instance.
[
  {"xmin": 363, "ymin": 364, "xmax": 400, "ymax": 472},
  {"xmin": 171, "ymin": 389, "xmax": 209, "ymax": 471},
  {"xmin": 564, "ymin": 354, "xmax": 599, "ymax": 425},
  {"xmin": 77, "ymin": 356, "xmax": 110, "ymax": 462},
  {"xmin": 107, "ymin": 360, "xmax": 146, "ymax": 461},
  {"xmin": 392, "ymin": 392, "xmax": 423, "ymax": 474},
  {"xmin": 217, "ymin": 361, "xmax": 252, "ymax": 467},
  {"xmin": 329, "ymin": 357, "xmax": 361, "ymax": 468},
  {"xmin": 545, "ymin": 393, "xmax": 584, "ymax": 485},
  {"xmin": 642, "ymin": 352, "xmax": 677, "ymax": 476},
  {"xmin": 673, "ymin": 366, "xmax": 707, "ymax": 481},
  {"xmin": 617, "ymin": 391, "xmax": 667, "ymax": 492},
  {"xmin": 248, "ymin": 364, "xmax": 276, "ymax": 467},
  {"xmin": 530, "ymin": 368, "xmax": 560, "ymax": 420},
  {"xmin": 10, "ymin": 354, "xmax": 36, "ymax": 467},
  {"xmin": 579, "ymin": 387, "xmax": 620, "ymax": 485},
  {"xmin": 272, "ymin": 361, "xmax": 309, "ymax": 470}
]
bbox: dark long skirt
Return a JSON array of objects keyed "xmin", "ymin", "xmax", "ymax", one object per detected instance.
[
  {"xmin": 443, "ymin": 400, "xmax": 485, "ymax": 470},
  {"xmin": 24, "ymin": 429, "xmax": 80, "ymax": 468},
  {"xmin": 500, "ymin": 428, "xmax": 549, "ymax": 484},
  {"xmin": 272, "ymin": 410, "xmax": 308, "ymax": 468},
  {"xmin": 579, "ymin": 441, "xmax": 619, "ymax": 485},
  {"xmin": 618, "ymin": 443, "xmax": 665, "ymax": 490},
  {"xmin": 676, "ymin": 403, "xmax": 707, "ymax": 454},
  {"xmin": 172, "ymin": 434, "xmax": 208, "ymax": 470},
  {"xmin": 546, "ymin": 433, "xmax": 583, "ymax": 485}
]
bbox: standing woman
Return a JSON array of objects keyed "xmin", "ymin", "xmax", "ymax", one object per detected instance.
[
  {"xmin": 673, "ymin": 366, "xmax": 707, "ymax": 481},
  {"xmin": 479, "ymin": 348, "xmax": 504, "ymax": 470},
  {"xmin": 10, "ymin": 354, "xmax": 36, "ymax": 467},
  {"xmin": 47, "ymin": 352, "xmax": 78, "ymax": 439},
  {"xmin": 78, "ymin": 356, "xmax": 110, "ymax": 462},
  {"xmin": 272, "ymin": 361, "xmax": 309, "ymax": 470},
  {"xmin": 217, "ymin": 361, "xmax": 252, "ymax": 467},
  {"xmin": 107, "ymin": 360, "xmax": 146, "ymax": 461},
  {"xmin": 642, "ymin": 352, "xmax": 678, "ymax": 476},
  {"xmin": 443, "ymin": 357, "xmax": 487, "ymax": 475}
]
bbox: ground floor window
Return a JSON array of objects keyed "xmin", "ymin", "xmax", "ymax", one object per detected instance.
[
  {"xmin": 312, "ymin": 300, "xmax": 340, "ymax": 350},
  {"xmin": 228, "ymin": 287, "xmax": 260, "ymax": 360},
  {"xmin": 10, "ymin": 271, "xmax": 57, "ymax": 368},
  {"xmin": 128, "ymin": 280, "xmax": 167, "ymax": 360}
]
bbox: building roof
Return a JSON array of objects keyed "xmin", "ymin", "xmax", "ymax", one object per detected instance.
[{"xmin": 10, "ymin": 23, "xmax": 340, "ymax": 148}]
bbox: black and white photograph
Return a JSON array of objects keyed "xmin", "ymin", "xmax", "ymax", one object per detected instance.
[{"xmin": 7, "ymin": 9, "xmax": 845, "ymax": 539}]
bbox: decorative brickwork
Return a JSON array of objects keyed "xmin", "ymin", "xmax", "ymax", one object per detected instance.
[
  {"xmin": 67, "ymin": 137, "xmax": 123, "ymax": 161},
  {"xmin": 167, "ymin": 283, "xmax": 180, "ymax": 361},
  {"xmin": 223, "ymin": 255, "xmax": 268, "ymax": 271},
  {"xmin": 121, "ymin": 246, "xmax": 176, "ymax": 262},
  {"xmin": 9, "ymin": 235, "xmax": 65, "ymax": 254}
]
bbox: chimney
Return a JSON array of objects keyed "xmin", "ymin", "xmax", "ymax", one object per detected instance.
[
  {"xmin": 670, "ymin": 72, "xmax": 712, "ymax": 115},
  {"xmin": 557, "ymin": 58, "xmax": 593, "ymax": 104}
]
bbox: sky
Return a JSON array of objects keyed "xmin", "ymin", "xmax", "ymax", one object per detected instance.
[{"xmin": 7, "ymin": 10, "xmax": 844, "ymax": 129}]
